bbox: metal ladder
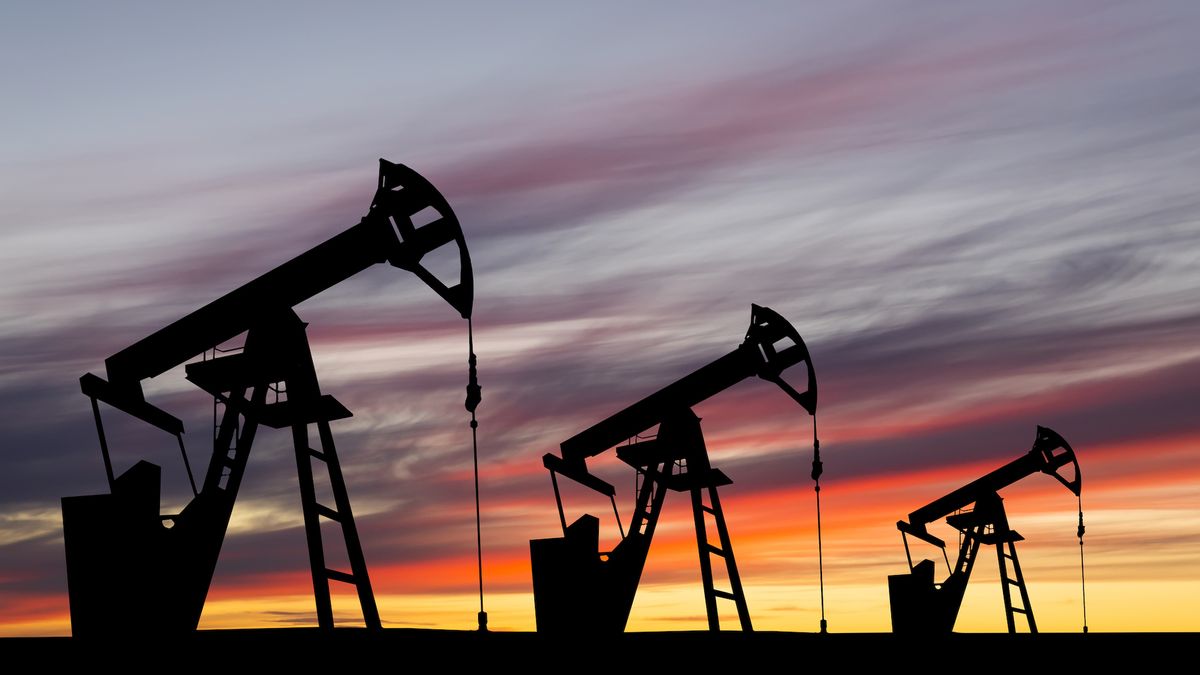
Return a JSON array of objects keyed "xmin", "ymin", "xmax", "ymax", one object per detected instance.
[
  {"xmin": 950, "ymin": 521, "xmax": 986, "ymax": 582},
  {"xmin": 691, "ymin": 484, "xmax": 752, "ymax": 631},
  {"xmin": 997, "ymin": 540, "xmax": 1036, "ymax": 633},
  {"xmin": 290, "ymin": 407, "xmax": 381, "ymax": 630},
  {"xmin": 203, "ymin": 385, "xmax": 263, "ymax": 496}
]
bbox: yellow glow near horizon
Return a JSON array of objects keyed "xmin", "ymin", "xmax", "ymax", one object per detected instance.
[{"xmin": 5, "ymin": 435, "xmax": 1197, "ymax": 637}]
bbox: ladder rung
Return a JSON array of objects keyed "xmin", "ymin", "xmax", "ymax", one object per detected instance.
[
  {"xmin": 308, "ymin": 447, "xmax": 326, "ymax": 462},
  {"xmin": 324, "ymin": 568, "xmax": 357, "ymax": 585},
  {"xmin": 706, "ymin": 544, "xmax": 726, "ymax": 557},
  {"xmin": 712, "ymin": 589, "xmax": 737, "ymax": 601},
  {"xmin": 1010, "ymin": 607, "xmax": 1027, "ymax": 614},
  {"xmin": 1005, "ymin": 578, "xmax": 1021, "ymax": 585},
  {"xmin": 700, "ymin": 505, "xmax": 716, "ymax": 515},
  {"xmin": 314, "ymin": 503, "xmax": 341, "ymax": 522}
]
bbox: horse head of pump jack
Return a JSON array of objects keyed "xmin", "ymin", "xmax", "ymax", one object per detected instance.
[
  {"xmin": 370, "ymin": 159, "xmax": 474, "ymax": 320},
  {"xmin": 744, "ymin": 303, "xmax": 817, "ymax": 416}
]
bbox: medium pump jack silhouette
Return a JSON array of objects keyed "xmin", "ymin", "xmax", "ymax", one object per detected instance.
[
  {"xmin": 531, "ymin": 305, "xmax": 818, "ymax": 633},
  {"xmin": 62, "ymin": 160, "xmax": 474, "ymax": 635},
  {"xmin": 889, "ymin": 426, "xmax": 1083, "ymax": 634}
]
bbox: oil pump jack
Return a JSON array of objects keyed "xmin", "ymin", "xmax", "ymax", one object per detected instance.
[
  {"xmin": 61, "ymin": 160, "xmax": 476, "ymax": 635},
  {"xmin": 889, "ymin": 426, "xmax": 1084, "ymax": 634},
  {"xmin": 530, "ymin": 305, "xmax": 818, "ymax": 633}
]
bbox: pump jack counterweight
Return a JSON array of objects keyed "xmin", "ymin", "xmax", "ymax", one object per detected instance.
[{"xmin": 62, "ymin": 160, "xmax": 474, "ymax": 636}]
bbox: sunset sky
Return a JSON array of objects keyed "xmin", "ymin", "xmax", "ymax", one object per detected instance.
[{"xmin": 2, "ymin": 2, "xmax": 1199, "ymax": 636}]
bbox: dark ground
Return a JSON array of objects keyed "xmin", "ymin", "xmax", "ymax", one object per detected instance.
[{"xmin": 1, "ymin": 630, "xmax": 1195, "ymax": 667}]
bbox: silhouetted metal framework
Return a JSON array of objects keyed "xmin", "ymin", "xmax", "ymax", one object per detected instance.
[
  {"xmin": 62, "ymin": 160, "xmax": 473, "ymax": 635},
  {"xmin": 888, "ymin": 426, "xmax": 1082, "ymax": 634},
  {"xmin": 530, "ymin": 305, "xmax": 817, "ymax": 633}
]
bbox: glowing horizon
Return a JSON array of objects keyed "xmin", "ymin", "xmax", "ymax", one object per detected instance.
[
  {"xmin": 3, "ymin": 429, "xmax": 1196, "ymax": 635},
  {"xmin": 2, "ymin": 2, "xmax": 1199, "ymax": 636}
]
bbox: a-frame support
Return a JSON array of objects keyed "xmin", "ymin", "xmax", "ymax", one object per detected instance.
[{"xmin": 188, "ymin": 309, "xmax": 380, "ymax": 629}]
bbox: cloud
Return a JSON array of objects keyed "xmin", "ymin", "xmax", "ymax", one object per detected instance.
[{"xmin": 2, "ymin": 2, "xmax": 1200, "ymax": 632}]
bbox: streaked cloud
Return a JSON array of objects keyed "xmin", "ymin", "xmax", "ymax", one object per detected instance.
[{"xmin": 1, "ymin": 1, "xmax": 1198, "ymax": 635}]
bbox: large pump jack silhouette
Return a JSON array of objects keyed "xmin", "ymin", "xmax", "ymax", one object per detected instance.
[
  {"xmin": 62, "ymin": 161, "xmax": 474, "ymax": 635},
  {"xmin": 531, "ymin": 305, "xmax": 818, "ymax": 633}
]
